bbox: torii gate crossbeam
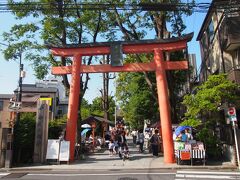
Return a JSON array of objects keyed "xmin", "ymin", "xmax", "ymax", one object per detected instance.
[{"xmin": 50, "ymin": 33, "xmax": 193, "ymax": 164}]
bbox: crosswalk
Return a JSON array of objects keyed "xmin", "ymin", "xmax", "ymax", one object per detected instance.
[
  {"xmin": 175, "ymin": 170, "xmax": 240, "ymax": 180},
  {"xmin": 0, "ymin": 173, "xmax": 10, "ymax": 178}
]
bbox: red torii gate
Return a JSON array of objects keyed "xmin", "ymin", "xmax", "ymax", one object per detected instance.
[{"xmin": 50, "ymin": 33, "xmax": 193, "ymax": 163}]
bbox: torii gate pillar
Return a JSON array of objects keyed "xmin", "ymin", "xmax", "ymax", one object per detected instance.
[
  {"xmin": 66, "ymin": 54, "xmax": 82, "ymax": 161},
  {"xmin": 154, "ymin": 49, "xmax": 174, "ymax": 163},
  {"xmin": 49, "ymin": 33, "xmax": 193, "ymax": 163}
]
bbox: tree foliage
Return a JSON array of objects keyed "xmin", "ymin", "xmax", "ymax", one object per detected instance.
[
  {"xmin": 116, "ymin": 55, "xmax": 158, "ymax": 129},
  {"xmin": 4, "ymin": 0, "xmax": 194, "ymax": 132},
  {"xmin": 182, "ymin": 74, "xmax": 239, "ymax": 119},
  {"xmin": 179, "ymin": 117, "xmax": 202, "ymax": 128},
  {"xmin": 48, "ymin": 115, "xmax": 67, "ymax": 139},
  {"xmin": 81, "ymin": 98, "xmax": 91, "ymax": 120},
  {"xmin": 110, "ymin": 0, "xmax": 194, "ymax": 127},
  {"xmin": 3, "ymin": 0, "xmax": 109, "ymax": 89},
  {"xmin": 13, "ymin": 112, "xmax": 36, "ymax": 163},
  {"xmin": 181, "ymin": 74, "xmax": 240, "ymax": 158},
  {"xmin": 90, "ymin": 96, "xmax": 116, "ymax": 121}
]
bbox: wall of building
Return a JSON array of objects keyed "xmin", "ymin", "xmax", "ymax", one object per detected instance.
[
  {"xmin": 0, "ymin": 99, "xmax": 11, "ymax": 128},
  {"xmin": 0, "ymin": 98, "xmax": 11, "ymax": 167},
  {"xmin": 199, "ymin": 10, "xmax": 240, "ymax": 84}
]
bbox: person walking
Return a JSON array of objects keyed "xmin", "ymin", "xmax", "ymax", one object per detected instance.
[
  {"xmin": 137, "ymin": 129, "xmax": 144, "ymax": 153},
  {"xmin": 118, "ymin": 130, "xmax": 127, "ymax": 159},
  {"xmin": 108, "ymin": 139, "xmax": 114, "ymax": 156},
  {"xmin": 185, "ymin": 128, "xmax": 193, "ymax": 140},
  {"xmin": 131, "ymin": 129, "xmax": 137, "ymax": 144},
  {"xmin": 180, "ymin": 130, "xmax": 188, "ymax": 142},
  {"xmin": 150, "ymin": 129, "xmax": 160, "ymax": 157}
]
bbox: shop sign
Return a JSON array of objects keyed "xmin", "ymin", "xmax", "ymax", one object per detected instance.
[
  {"xmin": 228, "ymin": 107, "xmax": 236, "ymax": 116},
  {"xmin": 180, "ymin": 151, "xmax": 191, "ymax": 160}
]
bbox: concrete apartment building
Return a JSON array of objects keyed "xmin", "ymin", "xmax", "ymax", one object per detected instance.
[
  {"xmin": 196, "ymin": 0, "xmax": 240, "ymax": 164},
  {"xmin": 0, "ymin": 94, "xmax": 13, "ymax": 167},
  {"xmin": 0, "ymin": 78, "xmax": 68, "ymax": 167},
  {"xmin": 197, "ymin": 0, "xmax": 240, "ymax": 83}
]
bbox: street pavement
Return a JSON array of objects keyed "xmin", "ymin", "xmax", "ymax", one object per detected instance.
[
  {"xmin": 1, "ymin": 136, "xmax": 237, "ymax": 172},
  {"xmin": 175, "ymin": 170, "xmax": 240, "ymax": 180}
]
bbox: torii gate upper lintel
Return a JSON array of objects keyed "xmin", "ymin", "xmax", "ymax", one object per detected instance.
[{"xmin": 50, "ymin": 33, "xmax": 194, "ymax": 164}]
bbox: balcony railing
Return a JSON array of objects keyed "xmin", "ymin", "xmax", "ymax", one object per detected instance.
[
  {"xmin": 220, "ymin": 16, "xmax": 240, "ymax": 51},
  {"xmin": 228, "ymin": 69, "xmax": 240, "ymax": 84}
]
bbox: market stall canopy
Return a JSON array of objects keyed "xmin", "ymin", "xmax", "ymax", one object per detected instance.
[
  {"xmin": 81, "ymin": 123, "xmax": 91, "ymax": 128},
  {"xmin": 150, "ymin": 122, "xmax": 178, "ymax": 129},
  {"xmin": 174, "ymin": 126, "xmax": 192, "ymax": 136},
  {"xmin": 150, "ymin": 121, "xmax": 160, "ymax": 128},
  {"xmin": 81, "ymin": 115, "xmax": 115, "ymax": 126},
  {"xmin": 81, "ymin": 128, "xmax": 91, "ymax": 136}
]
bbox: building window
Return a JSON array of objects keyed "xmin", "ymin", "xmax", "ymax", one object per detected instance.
[
  {"xmin": 58, "ymin": 109, "xmax": 63, "ymax": 115},
  {"xmin": 0, "ymin": 101, "xmax": 3, "ymax": 111},
  {"xmin": 208, "ymin": 20, "xmax": 214, "ymax": 42},
  {"xmin": 201, "ymin": 32, "xmax": 209, "ymax": 54},
  {"xmin": 233, "ymin": 48, "xmax": 240, "ymax": 69}
]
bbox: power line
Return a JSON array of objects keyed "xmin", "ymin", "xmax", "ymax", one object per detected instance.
[
  {"xmin": 0, "ymin": 2, "xmax": 213, "ymax": 13},
  {"xmin": 0, "ymin": 1, "xmax": 238, "ymax": 13}
]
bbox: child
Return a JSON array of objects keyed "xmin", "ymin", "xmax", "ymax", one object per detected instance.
[
  {"xmin": 113, "ymin": 140, "xmax": 119, "ymax": 154},
  {"xmin": 119, "ymin": 143, "xmax": 130, "ymax": 160},
  {"xmin": 108, "ymin": 139, "xmax": 114, "ymax": 156}
]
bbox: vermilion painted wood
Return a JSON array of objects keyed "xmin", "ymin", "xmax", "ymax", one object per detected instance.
[
  {"xmin": 65, "ymin": 54, "xmax": 82, "ymax": 161},
  {"xmin": 50, "ymin": 35, "xmax": 192, "ymax": 163},
  {"xmin": 51, "ymin": 61, "xmax": 188, "ymax": 74},
  {"xmin": 154, "ymin": 49, "xmax": 175, "ymax": 163},
  {"xmin": 51, "ymin": 41, "xmax": 187, "ymax": 57}
]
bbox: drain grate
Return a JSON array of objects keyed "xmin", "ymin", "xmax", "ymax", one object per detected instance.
[
  {"xmin": 2, "ymin": 173, "xmax": 28, "ymax": 179},
  {"xmin": 118, "ymin": 177, "xmax": 138, "ymax": 180}
]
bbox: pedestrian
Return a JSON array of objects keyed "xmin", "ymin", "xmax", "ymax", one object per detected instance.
[
  {"xmin": 131, "ymin": 129, "xmax": 137, "ymax": 144},
  {"xmin": 180, "ymin": 130, "xmax": 188, "ymax": 142},
  {"xmin": 185, "ymin": 128, "xmax": 193, "ymax": 140},
  {"xmin": 137, "ymin": 129, "xmax": 144, "ymax": 153},
  {"xmin": 118, "ymin": 130, "xmax": 127, "ymax": 159},
  {"xmin": 150, "ymin": 129, "xmax": 160, "ymax": 157},
  {"xmin": 108, "ymin": 139, "xmax": 114, "ymax": 156},
  {"xmin": 144, "ymin": 130, "xmax": 151, "ymax": 149}
]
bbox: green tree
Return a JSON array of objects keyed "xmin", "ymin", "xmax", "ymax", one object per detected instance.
[
  {"xmin": 182, "ymin": 74, "xmax": 239, "ymax": 158},
  {"xmin": 116, "ymin": 55, "xmax": 158, "ymax": 129},
  {"xmin": 48, "ymin": 115, "xmax": 67, "ymax": 139},
  {"xmin": 3, "ymin": 0, "xmax": 108, "ymax": 95},
  {"xmin": 90, "ymin": 96, "xmax": 116, "ymax": 122},
  {"xmin": 4, "ymin": 0, "xmax": 194, "ymax": 145},
  {"xmin": 13, "ymin": 112, "xmax": 36, "ymax": 164},
  {"xmin": 81, "ymin": 98, "xmax": 91, "ymax": 120},
  {"xmin": 183, "ymin": 74, "xmax": 239, "ymax": 120},
  {"xmin": 110, "ymin": 0, "xmax": 195, "ymax": 125},
  {"xmin": 3, "ymin": 0, "xmax": 111, "ymax": 140}
]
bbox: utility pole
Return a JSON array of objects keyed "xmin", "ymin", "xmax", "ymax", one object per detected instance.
[
  {"xmin": 16, "ymin": 52, "xmax": 23, "ymax": 121},
  {"xmin": 1, "ymin": 43, "xmax": 24, "ymax": 167},
  {"xmin": 115, "ymin": 106, "xmax": 117, "ymax": 127},
  {"xmin": 6, "ymin": 51, "xmax": 24, "ymax": 168},
  {"xmin": 12, "ymin": 52, "xmax": 24, "ymax": 166}
]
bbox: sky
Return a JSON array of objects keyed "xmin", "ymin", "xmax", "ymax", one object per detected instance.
[{"xmin": 0, "ymin": 0, "xmax": 211, "ymax": 103}]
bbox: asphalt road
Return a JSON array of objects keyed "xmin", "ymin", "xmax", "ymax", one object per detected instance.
[
  {"xmin": 1, "ymin": 170, "xmax": 240, "ymax": 180},
  {"xmin": 0, "ymin": 169, "xmax": 175, "ymax": 180}
]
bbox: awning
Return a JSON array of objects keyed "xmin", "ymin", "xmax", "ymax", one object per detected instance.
[
  {"xmin": 174, "ymin": 126, "xmax": 192, "ymax": 136},
  {"xmin": 81, "ymin": 123, "xmax": 91, "ymax": 128},
  {"xmin": 81, "ymin": 128, "xmax": 91, "ymax": 136},
  {"xmin": 81, "ymin": 116, "xmax": 115, "ymax": 126}
]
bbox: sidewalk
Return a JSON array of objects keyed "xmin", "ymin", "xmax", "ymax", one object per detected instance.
[{"xmin": 2, "ymin": 137, "xmax": 237, "ymax": 172}]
